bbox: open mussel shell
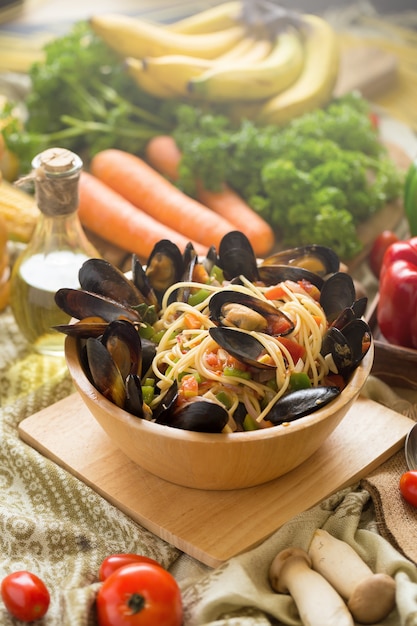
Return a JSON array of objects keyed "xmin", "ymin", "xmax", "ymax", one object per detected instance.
[
  {"xmin": 157, "ymin": 396, "xmax": 229, "ymax": 433},
  {"xmin": 267, "ymin": 386, "xmax": 341, "ymax": 425},
  {"xmin": 79, "ymin": 258, "xmax": 145, "ymax": 307},
  {"xmin": 319, "ymin": 272, "xmax": 356, "ymax": 324},
  {"xmin": 85, "ymin": 336, "xmax": 126, "ymax": 408},
  {"xmin": 101, "ymin": 319, "xmax": 142, "ymax": 380},
  {"xmin": 257, "ymin": 264, "xmax": 324, "ymax": 289},
  {"xmin": 218, "ymin": 231, "xmax": 260, "ymax": 282},
  {"xmin": 209, "ymin": 326, "xmax": 275, "ymax": 369},
  {"xmin": 321, "ymin": 318, "xmax": 371, "ymax": 379},
  {"xmin": 55, "ymin": 288, "xmax": 142, "ymax": 324},
  {"xmin": 125, "ymin": 373, "xmax": 146, "ymax": 418},
  {"xmin": 131, "ymin": 254, "xmax": 159, "ymax": 308},
  {"xmin": 261, "ymin": 245, "xmax": 340, "ymax": 277},
  {"xmin": 145, "ymin": 239, "xmax": 184, "ymax": 304},
  {"xmin": 209, "ymin": 290, "xmax": 294, "ymax": 336},
  {"xmin": 54, "ymin": 316, "xmax": 109, "ymax": 338}
]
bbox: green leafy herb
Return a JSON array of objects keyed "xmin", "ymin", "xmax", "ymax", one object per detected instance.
[
  {"xmin": 1, "ymin": 20, "xmax": 178, "ymax": 172},
  {"xmin": 173, "ymin": 92, "xmax": 403, "ymax": 260}
]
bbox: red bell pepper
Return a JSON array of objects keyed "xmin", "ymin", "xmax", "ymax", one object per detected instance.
[{"xmin": 377, "ymin": 237, "xmax": 417, "ymax": 349}]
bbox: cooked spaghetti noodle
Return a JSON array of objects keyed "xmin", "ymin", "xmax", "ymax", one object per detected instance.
[{"xmin": 150, "ymin": 277, "xmax": 330, "ymax": 428}]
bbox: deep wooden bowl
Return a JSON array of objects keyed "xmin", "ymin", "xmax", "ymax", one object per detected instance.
[{"xmin": 65, "ymin": 335, "xmax": 373, "ymax": 491}]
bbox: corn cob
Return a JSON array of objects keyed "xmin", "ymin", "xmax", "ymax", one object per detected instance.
[{"xmin": 0, "ymin": 176, "xmax": 39, "ymax": 242}]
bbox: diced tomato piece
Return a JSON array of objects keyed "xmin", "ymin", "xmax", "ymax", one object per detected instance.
[
  {"xmin": 179, "ymin": 374, "xmax": 199, "ymax": 398},
  {"xmin": 277, "ymin": 336, "xmax": 306, "ymax": 362},
  {"xmin": 183, "ymin": 312, "xmax": 202, "ymax": 329},
  {"xmin": 264, "ymin": 284, "xmax": 286, "ymax": 300}
]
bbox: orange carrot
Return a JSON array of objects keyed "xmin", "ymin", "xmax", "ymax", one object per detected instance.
[
  {"xmin": 90, "ymin": 149, "xmax": 236, "ymax": 250},
  {"xmin": 145, "ymin": 135, "xmax": 276, "ymax": 257},
  {"xmin": 78, "ymin": 172, "xmax": 206, "ymax": 262}
]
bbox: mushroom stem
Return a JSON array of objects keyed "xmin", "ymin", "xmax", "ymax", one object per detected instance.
[
  {"xmin": 308, "ymin": 529, "xmax": 396, "ymax": 624},
  {"xmin": 269, "ymin": 547, "xmax": 354, "ymax": 626}
]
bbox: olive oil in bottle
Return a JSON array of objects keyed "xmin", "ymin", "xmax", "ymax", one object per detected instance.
[{"xmin": 10, "ymin": 148, "xmax": 99, "ymax": 355}]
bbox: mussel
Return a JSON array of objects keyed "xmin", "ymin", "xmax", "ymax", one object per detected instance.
[
  {"xmin": 79, "ymin": 258, "xmax": 145, "ymax": 307},
  {"xmin": 152, "ymin": 381, "xmax": 229, "ymax": 433},
  {"xmin": 209, "ymin": 326, "xmax": 276, "ymax": 369},
  {"xmin": 209, "ymin": 290, "xmax": 294, "ymax": 336},
  {"xmin": 261, "ymin": 244, "xmax": 340, "ymax": 277},
  {"xmin": 55, "ymin": 288, "xmax": 142, "ymax": 325},
  {"xmin": 266, "ymin": 386, "xmax": 341, "ymax": 425},
  {"xmin": 218, "ymin": 231, "xmax": 260, "ymax": 282},
  {"xmin": 82, "ymin": 320, "xmax": 150, "ymax": 419}
]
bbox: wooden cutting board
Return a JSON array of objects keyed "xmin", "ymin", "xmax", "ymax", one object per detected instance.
[{"xmin": 19, "ymin": 394, "xmax": 413, "ymax": 568}]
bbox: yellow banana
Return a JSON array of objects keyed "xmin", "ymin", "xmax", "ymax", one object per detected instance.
[
  {"xmin": 137, "ymin": 37, "xmax": 275, "ymax": 97},
  {"xmin": 187, "ymin": 30, "xmax": 305, "ymax": 102},
  {"xmin": 141, "ymin": 54, "xmax": 214, "ymax": 96},
  {"xmin": 89, "ymin": 13, "xmax": 246, "ymax": 59},
  {"xmin": 124, "ymin": 58, "xmax": 180, "ymax": 99},
  {"xmin": 217, "ymin": 36, "xmax": 273, "ymax": 64},
  {"xmin": 167, "ymin": 1, "xmax": 242, "ymax": 34},
  {"xmin": 256, "ymin": 15, "xmax": 340, "ymax": 126}
]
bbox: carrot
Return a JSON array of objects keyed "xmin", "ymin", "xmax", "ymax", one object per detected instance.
[
  {"xmin": 78, "ymin": 172, "xmax": 206, "ymax": 262},
  {"xmin": 90, "ymin": 149, "xmax": 236, "ymax": 250},
  {"xmin": 145, "ymin": 135, "xmax": 276, "ymax": 257}
]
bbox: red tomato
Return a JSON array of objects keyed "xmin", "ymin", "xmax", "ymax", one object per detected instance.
[
  {"xmin": 369, "ymin": 230, "xmax": 399, "ymax": 278},
  {"xmin": 400, "ymin": 470, "xmax": 417, "ymax": 507},
  {"xmin": 96, "ymin": 562, "xmax": 183, "ymax": 626},
  {"xmin": 1, "ymin": 571, "xmax": 50, "ymax": 622},
  {"xmin": 99, "ymin": 554, "xmax": 162, "ymax": 582}
]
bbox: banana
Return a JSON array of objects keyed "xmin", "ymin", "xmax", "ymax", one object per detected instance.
[
  {"xmin": 217, "ymin": 36, "xmax": 273, "ymax": 64},
  {"xmin": 141, "ymin": 55, "xmax": 214, "ymax": 96},
  {"xmin": 124, "ymin": 58, "xmax": 180, "ymax": 99},
  {"xmin": 89, "ymin": 13, "xmax": 247, "ymax": 59},
  {"xmin": 187, "ymin": 30, "xmax": 305, "ymax": 102},
  {"xmin": 137, "ymin": 37, "xmax": 274, "ymax": 97},
  {"xmin": 256, "ymin": 15, "xmax": 340, "ymax": 126},
  {"xmin": 167, "ymin": 1, "xmax": 242, "ymax": 34}
]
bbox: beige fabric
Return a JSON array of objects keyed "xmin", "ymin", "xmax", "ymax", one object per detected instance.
[{"xmin": 2, "ymin": 307, "xmax": 417, "ymax": 625}]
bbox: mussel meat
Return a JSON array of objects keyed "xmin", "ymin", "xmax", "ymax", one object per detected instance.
[{"xmin": 209, "ymin": 290, "xmax": 294, "ymax": 336}]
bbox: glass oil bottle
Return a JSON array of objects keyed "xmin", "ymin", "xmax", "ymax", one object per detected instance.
[{"xmin": 10, "ymin": 147, "xmax": 99, "ymax": 355}]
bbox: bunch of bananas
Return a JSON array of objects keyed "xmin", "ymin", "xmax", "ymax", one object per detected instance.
[{"xmin": 90, "ymin": 1, "xmax": 340, "ymax": 125}]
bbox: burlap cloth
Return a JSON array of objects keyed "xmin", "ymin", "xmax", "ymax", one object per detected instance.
[{"xmin": 2, "ymin": 302, "xmax": 417, "ymax": 626}]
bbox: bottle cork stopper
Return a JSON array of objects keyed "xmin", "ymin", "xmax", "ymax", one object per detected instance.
[{"xmin": 35, "ymin": 148, "xmax": 83, "ymax": 177}]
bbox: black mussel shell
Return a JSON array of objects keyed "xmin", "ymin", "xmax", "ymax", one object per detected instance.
[
  {"xmin": 101, "ymin": 319, "xmax": 142, "ymax": 380},
  {"xmin": 267, "ymin": 386, "xmax": 341, "ymax": 425},
  {"xmin": 319, "ymin": 272, "xmax": 356, "ymax": 323},
  {"xmin": 209, "ymin": 326, "xmax": 275, "ymax": 369},
  {"xmin": 54, "ymin": 317, "xmax": 109, "ymax": 337},
  {"xmin": 258, "ymin": 264, "xmax": 324, "ymax": 289},
  {"xmin": 158, "ymin": 397, "xmax": 229, "ymax": 433},
  {"xmin": 85, "ymin": 337, "xmax": 126, "ymax": 408},
  {"xmin": 145, "ymin": 239, "xmax": 184, "ymax": 303},
  {"xmin": 261, "ymin": 245, "xmax": 340, "ymax": 277},
  {"xmin": 78, "ymin": 258, "xmax": 145, "ymax": 307},
  {"xmin": 218, "ymin": 231, "xmax": 260, "ymax": 282},
  {"xmin": 55, "ymin": 288, "xmax": 142, "ymax": 324},
  {"xmin": 125, "ymin": 373, "xmax": 145, "ymax": 418},
  {"xmin": 153, "ymin": 382, "xmax": 179, "ymax": 423},
  {"xmin": 131, "ymin": 255, "xmax": 159, "ymax": 308}
]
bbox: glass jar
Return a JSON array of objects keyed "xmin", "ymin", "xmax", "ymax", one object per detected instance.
[{"xmin": 10, "ymin": 147, "xmax": 99, "ymax": 355}]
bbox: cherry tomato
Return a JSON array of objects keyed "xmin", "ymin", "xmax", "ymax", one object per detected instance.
[
  {"xmin": 96, "ymin": 562, "xmax": 183, "ymax": 626},
  {"xmin": 1, "ymin": 571, "xmax": 50, "ymax": 622},
  {"xmin": 400, "ymin": 470, "xmax": 417, "ymax": 507},
  {"xmin": 99, "ymin": 554, "xmax": 162, "ymax": 582},
  {"xmin": 369, "ymin": 230, "xmax": 399, "ymax": 278}
]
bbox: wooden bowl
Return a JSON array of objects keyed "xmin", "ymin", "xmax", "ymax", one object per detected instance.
[{"xmin": 65, "ymin": 335, "xmax": 374, "ymax": 491}]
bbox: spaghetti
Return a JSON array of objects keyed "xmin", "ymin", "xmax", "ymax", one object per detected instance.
[{"xmin": 150, "ymin": 277, "xmax": 330, "ymax": 429}]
